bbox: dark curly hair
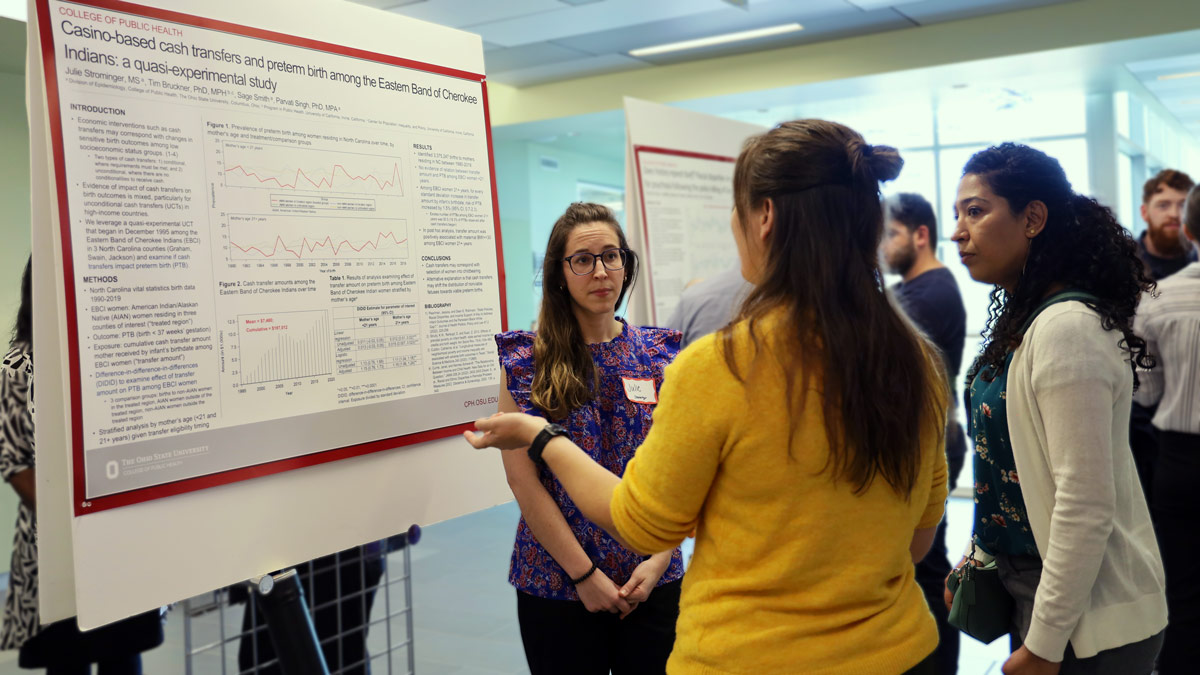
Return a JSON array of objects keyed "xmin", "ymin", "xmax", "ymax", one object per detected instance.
[
  {"xmin": 961, "ymin": 143, "xmax": 1155, "ymax": 389},
  {"xmin": 10, "ymin": 256, "xmax": 31, "ymax": 349}
]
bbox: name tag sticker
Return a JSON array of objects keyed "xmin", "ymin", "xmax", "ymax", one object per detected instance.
[{"xmin": 622, "ymin": 377, "xmax": 657, "ymax": 405}]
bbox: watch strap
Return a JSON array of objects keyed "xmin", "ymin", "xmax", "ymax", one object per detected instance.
[{"xmin": 527, "ymin": 423, "xmax": 567, "ymax": 465}]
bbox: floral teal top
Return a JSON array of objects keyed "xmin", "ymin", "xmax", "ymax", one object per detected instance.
[
  {"xmin": 969, "ymin": 291, "xmax": 1102, "ymax": 557},
  {"xmin": 968, "ymin": 353, "xmax": 1038, "ymax": 557}
]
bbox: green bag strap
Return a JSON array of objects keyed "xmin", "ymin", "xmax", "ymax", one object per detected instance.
[{"xmin": 1018, "ymin": 290, "xmax": 1100, "ymax": 335}]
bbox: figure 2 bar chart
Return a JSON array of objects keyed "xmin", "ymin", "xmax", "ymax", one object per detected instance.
[{"xmin": 238, "ymin": 310, "xmax": 333, "ymax": 385}]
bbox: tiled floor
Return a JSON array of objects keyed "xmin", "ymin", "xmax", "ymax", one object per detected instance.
[{"xmin": 0, "ymin": 495, "xmax": 1011, "ymax": 674}]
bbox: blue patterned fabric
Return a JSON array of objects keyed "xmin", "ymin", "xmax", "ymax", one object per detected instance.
[
  {"xmin": 968, "ymin": 291, "xmax": 1101, "ymax": 558},
  {"xmin": 496, "ymin": 320, "xmax": 685, "ymax": 601},
  {"xmin": 969, "ymin": 355, "xmax": 1039, "ymax": 557}
]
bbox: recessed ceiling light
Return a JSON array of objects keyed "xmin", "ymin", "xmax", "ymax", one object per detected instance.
[
  {"xmin": 629, "ymin": 23, "xmax": 804, "ymax": 58},
  {"xmin": 1157, "ymin": 71, "xmax": 1200, "ymax": 81}
]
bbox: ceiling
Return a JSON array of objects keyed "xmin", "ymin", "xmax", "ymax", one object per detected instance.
[
  {"xmin": 1127, "ymin": 53, "xmax": 1200, "ymax": 140},
  {"xmin": 351, "ymin": 0, "xmax": 1078, "ymax": 87},
  {"xmin": 493, "ymin": 25, "xmax": 1200, "ymax": 162}
]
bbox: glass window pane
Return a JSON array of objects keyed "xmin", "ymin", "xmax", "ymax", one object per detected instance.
[
  {"xmin": 937, "ymin": 145, "xmax": 988, "ymax": 238},
  {"xmin": 825, "ymin": 97, "xmax": 935, "ymax": 149},
  {"xmin": 937, "ymin": 90, "xmax": 1085, "ymax": 145},
  {"xmin": 1117, "ymin": 151, "xmax": 1134, "ymax": 233},
  {"xmin": 883, "ymin": 149, "xmax": 936, "ymax": 200},
  {"xmin": 1115, "ymin": 91, "xmax": 1131, "ymax": 140},
  {"xmin": 1026, "ymin": 138, "xmax": 1089, "ymax": 196}
]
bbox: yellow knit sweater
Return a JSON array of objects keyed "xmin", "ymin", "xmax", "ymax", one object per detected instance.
[{"xmin": 611, "ymin": 315, "xmax": 948, "ymax": 675}]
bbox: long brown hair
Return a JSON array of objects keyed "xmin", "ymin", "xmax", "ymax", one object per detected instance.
[
  {"xmin": 531, "ymin": 203, "xmax": 638, "ymax": 419},
  {"xmin": 723, "ymin": 119, "xmax": 946, "ymax": 497}
]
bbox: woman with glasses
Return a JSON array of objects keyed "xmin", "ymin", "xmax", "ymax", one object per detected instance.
[{"xmin": 495, "ymin": 202, "xmax": 684, "ymax": 675}]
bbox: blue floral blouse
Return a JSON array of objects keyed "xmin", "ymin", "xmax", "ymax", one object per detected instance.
[{"xmin": 496, "ymin": 320, "xmax": 685, "ymax": 601}]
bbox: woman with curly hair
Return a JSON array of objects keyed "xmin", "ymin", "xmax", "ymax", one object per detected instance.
[{"xmin": 945, "ymin": 143, "xmax": 1167, "ymax": 675}]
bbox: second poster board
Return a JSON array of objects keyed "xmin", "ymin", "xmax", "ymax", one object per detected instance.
[{"xmin": 622, "ymin": 98, "xmax": 764, "ymax": 326}]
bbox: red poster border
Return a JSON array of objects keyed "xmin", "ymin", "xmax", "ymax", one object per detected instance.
[
  {"xmin": 631, "ymin": 145, "xmax": 736, "ymax": 325},
  {"xmin": 34, "ymin": 0, "xmax": 507, "ymax": 516}
]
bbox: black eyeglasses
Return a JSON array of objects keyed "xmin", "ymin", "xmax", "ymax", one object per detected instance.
[{"xmin": 562, "ymin": 248, "xmax": 630, "ymax": 276}]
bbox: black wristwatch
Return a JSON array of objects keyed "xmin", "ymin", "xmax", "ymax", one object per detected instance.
[{"xmin": 528, "ymin": 423, "xmax": 568, "ymax": 465}]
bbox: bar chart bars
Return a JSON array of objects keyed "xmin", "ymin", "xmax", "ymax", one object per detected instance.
[{"xmin": 238, "ymin": 310, "xmax": 333, "ymax": 385}]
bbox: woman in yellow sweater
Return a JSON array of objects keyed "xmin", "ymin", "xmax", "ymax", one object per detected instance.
[{"xmin": 466, "ymin": 119, "xmax": 950, "ymax": 674}]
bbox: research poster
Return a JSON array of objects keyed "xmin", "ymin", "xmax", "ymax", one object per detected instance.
[
  {"xmin": 622, "ymin": 98, "xmax": 762, "ymax": 326},
  {"xmin": 632, "ymin": 146, "xmax": 737, "ymax": 324},
  {"xmin": 37, "ymin": 0, "xmax": 506, "ymax": 514}
]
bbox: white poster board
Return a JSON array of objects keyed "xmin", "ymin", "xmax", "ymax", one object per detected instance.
[
  {"xmin": 28, "ymin": 0, "xmax": 512, "ymax": 628},
  {"xmin": 622, "ymin": 98, "xmax": 764, "ymax": 325}
]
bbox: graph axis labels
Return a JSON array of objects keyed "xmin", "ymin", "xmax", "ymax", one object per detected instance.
[
  {"xmin": 226, "ymin": 214, "xmax": 410, "ymax": 262},
  {"xmin": 220, "ymin": 141, "xmax": 406, "ymax": 197}
]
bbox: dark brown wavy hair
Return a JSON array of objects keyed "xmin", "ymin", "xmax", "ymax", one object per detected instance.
[
  {"xmin": 10, "ymin": 256, "xmax": 31, "ymax": 349},
  {"xmin": 723, "ymin": 119, "xmax": 947, "ymax": 497},
  {"xmin": 961, "ymin": 143, "xmax": 1155, "ymax": 388},
  {"xmin": 531, "ymin": 203, "xmax": 638, "ymax": 420}
]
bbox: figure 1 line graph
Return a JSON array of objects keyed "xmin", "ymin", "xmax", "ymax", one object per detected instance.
[
  {"xmin": 227, "ymin": 214, "xmax": 409, "ymax": 261},
  {"xmin": 221, "ymin": 141, "xmax": 405, "ymax": 196},
  {"xmin": 238, "ymin": 310, "xmax": 332, "ymax": 385}
]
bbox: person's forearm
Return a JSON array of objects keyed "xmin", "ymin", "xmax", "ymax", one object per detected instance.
[
  {"xmin": 647, "ymin": 549, "xmax": 673, "ymax": 572},
  {"xmin": 510, "ymin": 480, "xmax": 596, "ymax": 579},
  {"xmin": 8, "ymin": 469, "xmax": 35, "ymax": 509},
  {"xmin": 542, "ymin": 436, "xmax": 622, "ymax": 538}
]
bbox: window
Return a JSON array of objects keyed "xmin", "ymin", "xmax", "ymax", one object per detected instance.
[
  {"xmin": 937, "ymin": 145, "xmax": 988, "ymax": 238},
  {"xmin": 1026, "ymin": 138, "xmax": 1089, "ymax": 195},
  {"xmin": 576, "ymin": 180, "xmax": 625, "ymax": 224},
  {"xmin": 937, "ymin": 90, "xmax": 1085, "ymax": 146},
  {"xmin": 882, "ymin": 149, "xmax": 936, "ymax": 205},
  {"xmin": 1117, "ymin": 151, "xmax": 1135, "ymax": 232}
]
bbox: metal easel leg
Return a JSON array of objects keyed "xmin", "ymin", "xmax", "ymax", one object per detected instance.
[{"xmin": 251, "ymin": 569, "xmax": 331, "ymax": 675}]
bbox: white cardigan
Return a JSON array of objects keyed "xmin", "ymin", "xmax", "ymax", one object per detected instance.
[{"xmin": 993, "ymin": 300, "xmax": 1167, "ymax": 661}]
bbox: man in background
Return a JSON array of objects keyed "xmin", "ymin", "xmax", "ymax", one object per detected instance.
[
  {"xmin": 1138, "ymin": 169, "xmax": 1197, "ymax": 281},
  {"xmin": 1132, "ymin": 184, "xmax": 1200, "ymax": 674},
  {"xmin": 665, "ymin": 265, "xmax": 751, "ymax": 348},
  {"xmin": 880, "ymin": 192, "xmax": 967, "ymax": 675},
  {"xmin": 1131, "ymin": 169, "xmax": 1197, "ymax": 509}
]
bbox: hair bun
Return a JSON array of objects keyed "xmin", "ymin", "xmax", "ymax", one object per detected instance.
[
  {"xmin": 867, "ymin": 144, "xmax": 903, "ymax": 183},
  {"xmin": 848, "ymin": 138, "xmax": 903, "ymax": 183}
]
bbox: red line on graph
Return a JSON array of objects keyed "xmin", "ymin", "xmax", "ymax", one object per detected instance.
[
  {"xmin": 224, "ymin": 162, "xmax": 404, "ymax": 193},
  {"xmin": 231, "ymin": 232, "xmax": 408, "ymax": 259}
]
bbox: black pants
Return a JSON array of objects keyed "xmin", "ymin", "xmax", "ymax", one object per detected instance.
[
  {"xmin": 516, "ymin": 579, "xmax": 681, "ymax": 675},
  {"xmin": 238, "ymin": 546, "xmax": 385, "ymax": 675},
  {"xmin": 1152, "ymin": 430, "xmax": 1200, "ymax": 674},
  {"xmin": 903, "ymin": 650, "xmax": 937, "ymax": 675},
  {"xmin": 1129, "ymin": 402, "xmax": 1159, "ymax": 509},
  {"xmin": 913, "ymin": 422, "xmax": 966, "ymax": 675},
  {"xmin": 43, "ymin": 655, "xmax": 141, "ymax": 675},
  {"xmin": 18, "ymin": 610, "xmax": 163, "ymax": 672}
]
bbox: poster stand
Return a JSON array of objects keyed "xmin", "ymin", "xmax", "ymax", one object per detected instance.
[{"xmin": 252, "ymin": 570, "xmax": 330, "ymax": 675}]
